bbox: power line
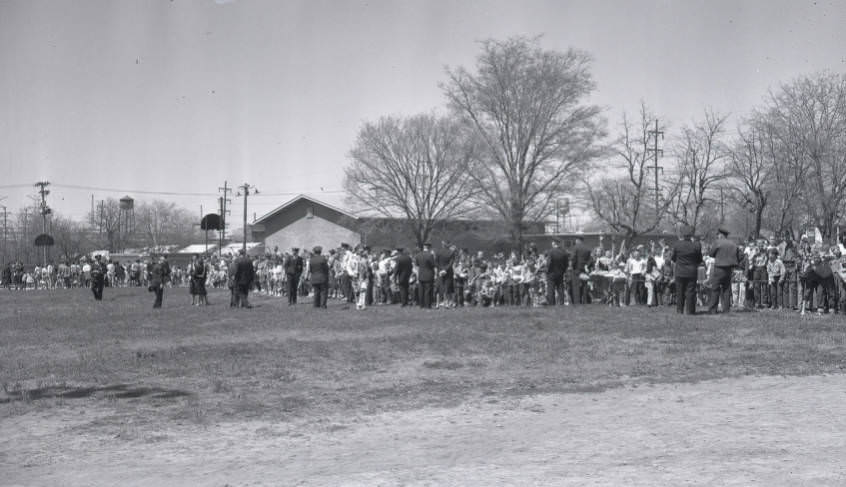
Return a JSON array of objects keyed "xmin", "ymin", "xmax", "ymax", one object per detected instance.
[
  {"xmin": 52, "ymin": 183, "xmax": 218, "ymax": 197},
  {"xmin": 3, "ymin": 182, "xmax": 344, "ymax": 197}
]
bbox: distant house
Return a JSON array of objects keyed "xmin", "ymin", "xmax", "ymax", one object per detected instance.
[{"xmin": 249, "ymin": 195, "xmax": 544, "ymax": 253}]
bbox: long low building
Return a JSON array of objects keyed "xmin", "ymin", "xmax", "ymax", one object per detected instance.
[{"xmin": 249, "ymin": 195, "xmax": 544, "ymax": 253}]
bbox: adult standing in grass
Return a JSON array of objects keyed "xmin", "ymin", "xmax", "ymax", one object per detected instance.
[
  {"xmin": 148, "ymin": 254, "xmax": 169, "ymax": 309},
  {"xmin": 234, "ymin": 249, "xmax": 255, "ymax": 308},
  {"xmin": 189, "ymin": 254, "xmax": 209, "ymax": 306},
  {"xmin": 435, "ymin": 242, "xmax": 456, "ymax": 308},
  {"xmin": 707, "ymin": 228, "xmax": 742, "ymax": 314},
  {"xmin": 415, "ymin": 242, "xmax": 436, "ymax": 308},
  {"xmin": 284, "ymin": 247, "xmax": 304, "ymax": 306},
  {"xmin": 671, "ymin": 226, "xmax": 702, "ymax": 315},
  {"xmin": 393, "ymin": 247, "xmax": 413, "ymax": 307},
  {"xmin": 546, "ymin": 238, "xmax": 569, "ymax": 305},
  {"xmin": 570, "ymin": 236, "xmax": 593, "ymax": 305},
  {"xmin": 308, "ymin": 246, "xmax": 329, "ymax": 309},
  {"xmin": 90, "ymin": 255, "xmax": 106, "ymax": 301}
]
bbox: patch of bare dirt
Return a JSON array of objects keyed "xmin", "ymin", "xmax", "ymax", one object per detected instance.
[{"xmin": 3, "ymin": 374, "xmax": 846, "ymax": 486}]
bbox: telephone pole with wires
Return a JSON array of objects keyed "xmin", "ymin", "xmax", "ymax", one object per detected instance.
[
  {"xmin": 34, "ymin": 181, "xmax": 51, "ymax": 265},
  {"xmin": 0, "ymin": 199, "xmax": 7, "ymax": 265},
  {"xmin": 236, "ymin": 183, "xmax": 258, "ymax": 253},
  {"xmin": 646, "ymin": 119, "xmax": 664, "ymax": 223},
  {"xmin": 218, "ymin": 181, "xmax": 232, "ymax": 255}
]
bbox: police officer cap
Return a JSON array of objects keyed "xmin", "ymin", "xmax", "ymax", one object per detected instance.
[
  {"xmin": 718, "ymin": 227, "xmax": 730, "ymax": 236},
  {"xmin": 423, "ymin": 242, "xmax": 432, "ymax": 247}
]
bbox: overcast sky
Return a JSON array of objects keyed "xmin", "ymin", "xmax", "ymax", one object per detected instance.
[{"xmin": 1, "ymin": 0, "xmax": 844, "ymax": 222}]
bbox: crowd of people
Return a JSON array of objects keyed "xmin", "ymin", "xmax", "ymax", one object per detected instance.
[{"xmin": 2, "ymin": 227, "xmax": 845, "ymax": 315}]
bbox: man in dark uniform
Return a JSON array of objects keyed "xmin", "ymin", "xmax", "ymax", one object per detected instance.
[
  {"xmin": 284, "ymin": 247, "xmax": 304, "ymax": 305},
  {"xmin": 435, "ymin": 242, "xmax": 456, "ymax": 308},
  {"xmin": 392, "ymin": 247, "xmax": 413, "ymax": 306},
  {"xmin": 546, "ymin": 238, "xmax": 569, "ymax": 305},
  {"xmin": 148, "ymin": 254, "xmax": 168, "ymax": 308},
  {"xmin": 415, "ymin": 242, "xmax": 436, "ymax": 308},
  {"xmin": 671, "ymin": 225, "xmax": 703, "ymax": 315},
  {"xmin": 2, "ymin": 262, "xmax": 12, "ymax": 290},
  {"xmin": 90, "ymin": 255, "xmax": 106, "ymax": 301},
  {"xmin": 569, "ymin": 236, "xmax": 593, "ymax": 305},
  {"xmin": 307, "ymin": 246, "xmax": 329, "ymax": 308},
  {"xmin": 234, "ymin": 249, "xmax": 254, "ymax": 308},
  {"xmin": 708, "ymin": 227, "xmax": 742, "ymax": 313}
]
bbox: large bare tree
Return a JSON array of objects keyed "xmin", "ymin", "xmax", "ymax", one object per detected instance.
[
  {"xmin": 727, "ymin": 119, "xmax": 772, "ymax": 239},
  {"xmin": 88, "ymin": 198, "xmax": 123, "ymax": 252},
  {"xmin": 585, "ymin": 103, "xmax": 677, "ymax": 243},
  {"xmin": 765, "ymin": 72, "xmax": 846, "ymax": 240},
  {"xmin": 344, "ymin": 113, "xmax": 479, "ymax": 248},
  {"xmin": 757, "ymin": 110, "xmax": 809, "ymax": 238},
  {"xmin": 668, "ymin": 110, "xmax": 730, "ymax": 235},
  {"xmin": 443, "ymin": 37, "xmax": 605, "ymax": 250}
]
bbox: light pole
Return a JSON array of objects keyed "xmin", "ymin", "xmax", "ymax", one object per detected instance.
[{"xmin": 236, "ymin": 183, "xmax": 258, "ymax": 253}]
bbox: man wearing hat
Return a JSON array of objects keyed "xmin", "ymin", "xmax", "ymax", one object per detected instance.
[
  {"xmin": 148, "ymin": 254, "xmax": 169, "ymax": 309},
  {"xmin": 307, "ymin": 246, "xmax": 329, "ymax": 308},
  {"xmin": 392, "ymin": 247, "xmax": 413, "ymax": 306},
  {"xmin": 284, "ymin": 247, "xmax": 304, "ymax": 305},
  {"xmin": 234, "ymin": 248, "xmax": 255, "ymax": 308},
  {"xmin": 435, "ymin": 242, "xmax": 456, "ymax": 308},
  {"xmin": 570, "ymin": 235, "xmax": 593, "ymax": 305},
  {"xmin": 546, "ymin": 238, "xmax": 569, "ymax": 305},
  {"xmin": 90, "ymin": 254, "xmax": 107, "ymax": 301},
  {"xmin": 670, "ymin": 225, "xmax": 702, "ymax": 314},
  {"xmin": 415, "ymin": 242, "xmax": 436, "ymax": 308},
  {"xmin": 707, "ymin": 227, "xmax": 743, "ymax": 313}
]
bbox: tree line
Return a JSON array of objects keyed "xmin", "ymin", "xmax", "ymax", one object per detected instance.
[
  {"xmin": 344, "ymin": 36, "xmax": 846, "ymax": 248},
  {"xmin": 1, "ymin": 198, "xmax": 204, "ymax": 264}
]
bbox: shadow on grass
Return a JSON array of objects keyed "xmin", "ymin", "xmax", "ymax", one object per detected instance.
[{"xmin": 0, "ymin": 383, "xmax": 192, "ymax": 403}]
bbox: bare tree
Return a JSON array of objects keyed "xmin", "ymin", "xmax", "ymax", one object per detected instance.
[
  {"xmin": 344, "ymin": 113, "xmax": 479, "ymax": 248},
  {"xmin": 668, "ymin": 110, "xmax": 730, "ymax": 235},
  {"xmin": 727, "ymin": 119, "xmax": 772, "ymax": 238},
  {"xmin": 585, "ymin": 103, "xmax": 676, "ymax": 243},
  {"xmin": 758, "ymin": 111, "xmax": 810, "ymax": 238},
  {"xmin": 443, "ymin": 37, "xmax": 605, "ymax": 250},
  {"xmin": 52, "ymin": 215, "xmax": 92, "ymax": 261},
  {"xmin": 88, "ymin": 198, "xmax": 122, "ymax": 252},
  {"xmin": 136, "ymin": 200, "xmax": 199, "ymax": 249},
  {"xmin": 765, "ymin": 72, "xmax": 846, "ymax": 240}
]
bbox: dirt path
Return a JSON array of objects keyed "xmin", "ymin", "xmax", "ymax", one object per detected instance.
[{"xmin": 4, "ymin": 373, "xmax": 846, "ymax": 486}]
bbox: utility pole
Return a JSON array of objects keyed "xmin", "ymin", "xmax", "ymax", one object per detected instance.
[
  {"xmin": 0, "ymin": 204, "xmax": 7, "ymax": 265},
  {"xmin": 34, "ymin": 181, "xmax": 51, "ymax": 265},
  {"xmin": 646, "ymin": 119, "xmax": 664, "ymax": 224},
  {"xmin": 218, "ymin": 181, "xmax": 232, "ymax": 255},
  {"xmin": 236, "ymin": 183, "xmax": 258, "ymax": 253}
]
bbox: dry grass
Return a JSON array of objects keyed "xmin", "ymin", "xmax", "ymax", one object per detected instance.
[{"xmin": 1, "ymin": 287, "xmax": 845, "ymax": 427}]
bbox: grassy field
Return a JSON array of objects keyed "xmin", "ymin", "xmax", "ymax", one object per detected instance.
[{"xmin": 2, "ymin": 286, "xmax": 845, "ymax": 426}]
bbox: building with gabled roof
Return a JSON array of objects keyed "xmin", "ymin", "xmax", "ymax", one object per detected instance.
[{"xmin": 250, "ymin": 195, "xmax": 361, "ymax": 253}]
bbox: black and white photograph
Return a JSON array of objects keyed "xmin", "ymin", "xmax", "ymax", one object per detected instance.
[{"xmin": 2, "ymin": 0, "xmax": 846, "ymax": 485}]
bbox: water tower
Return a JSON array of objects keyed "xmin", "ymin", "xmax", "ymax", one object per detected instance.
[{"xmin": 119, "ymin": 196, "xmax": 135, "ymax": 251}]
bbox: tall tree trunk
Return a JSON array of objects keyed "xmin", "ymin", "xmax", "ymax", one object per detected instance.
[{"xmin": 754, "ymin": 207, "xmax": 764, "ymax": 239}]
